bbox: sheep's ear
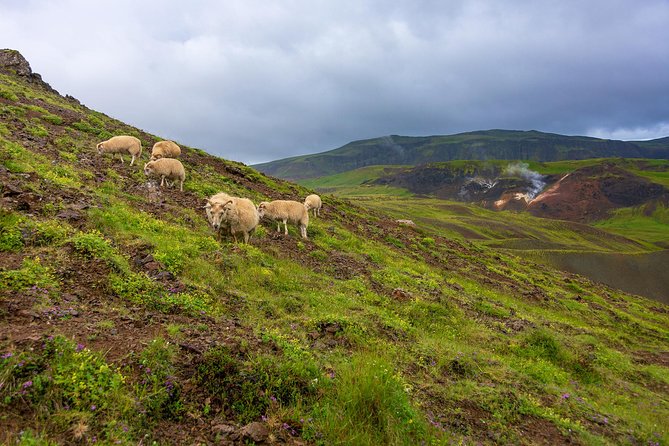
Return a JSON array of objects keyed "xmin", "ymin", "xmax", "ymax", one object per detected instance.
[
  {"xmin": 224, "ymin": 200, "xmax": 233, "ymax": 206},
  {"xmin": 203, "ymin": 201, "xmax": 212, "ymax": 209}
]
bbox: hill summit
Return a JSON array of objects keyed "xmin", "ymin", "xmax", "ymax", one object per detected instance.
[
  {"xmin": 254, "ymin": 131, "xmax": 669, "ymax": 180},
  {"xmin": 1, "ymin": 50, "xmax": 668, "ymax": 445}
]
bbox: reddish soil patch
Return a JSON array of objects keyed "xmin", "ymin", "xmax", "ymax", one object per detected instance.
[
  {"xmin": 528, "ymin": 164, "xmax": 668, "ymax": 222},
  {"xmin": 517, "ymin": 416, "xmax": 581, "ymax": 445}
]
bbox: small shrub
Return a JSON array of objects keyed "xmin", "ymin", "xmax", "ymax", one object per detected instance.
[
  {"xmin": 0, "ymin": 257, "xmax": 58, "ymax": 292},
  {"xmin": 42, "ymin": 114, "xmax": 63, "ymax": 125},
  {"xmin": 27, "ymin": 123, "xmax": 48, "ymax": 138},
  {"xmin": 70, "ymin": 230, "xmax": 129, "ymax": 273},
  {"xmin": 316, "ymin": 354, "xmax": 427, "ymax": 445},
  {"xmin": 27, "ymin": 219, "xmax": 72, "ymax": 246},
  {"xmin": 421, "ymin": 237, "xmax": 435, "ymax": 247},
  {"xmin": 70, "ymin": 120, "xmax": 99, "ymax": 134},
  {"xmin": 196, "ymin": 342, "xmax": 322, "ymax": 424},
  {"xmin": 97, "ymin": 130, "xmax": 113, "ymax": 141},
  {"xmin": 136, "ymin": 338, "xmax": 183, "ymax": 419},
  {"xmin": 58, "ymin": 150, "xmax": 77, "ymax": 162},
  {"xmin": 521, "ymin": 328, "xmax": 564, "ymax": 362},
  {"xmin": 0, "ymin": 87, "xmax": 19, "ymax": 101},
  {"xmin": 443, "ymin": 351, "xmax": 479, "ymax": 379},
  {"xmin": 384, "ymin": 235, "xmax": 404, "ymax": 249},
  {"xmin": 0, "ymin": 210, "xmax": 24, "ymax": 252}
]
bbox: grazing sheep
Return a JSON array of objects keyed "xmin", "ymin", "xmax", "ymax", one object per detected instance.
[
  {"xmin": 257, "ymin": 200, "xmax": 309, "ymax": 239},
  {"xmin": 204, "ymin": 192, "xmax": 233, "ymax": 237},
  {"xmin": 221, "ymin": 198, "xmax": 260, "ymax": 243},
  {"xmin": 143, "ymin": 158, "xmax": 186, "ymax": 191},
  {"xmin": 304, "ymin": 194, "xmax": 322, "ymax": 217},
  {"xmin": 150, "ymin": 140, "xmax": 181, "ymax": 160},
  {"xmin": 96, "ymin": 135, "xmax": 142, "ymax": 166}
]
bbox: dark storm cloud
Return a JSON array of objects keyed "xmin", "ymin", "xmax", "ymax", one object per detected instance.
[{"xmin": 1, "ymin": 0, "xmax": 668, "ymax": 164}]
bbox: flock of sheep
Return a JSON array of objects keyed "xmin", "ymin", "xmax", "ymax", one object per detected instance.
[{"xmin": 96, "ymin": 135, "xmax": 323, "ymax": 242}]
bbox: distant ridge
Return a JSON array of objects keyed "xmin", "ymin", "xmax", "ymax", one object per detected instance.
[{"xmin": 254, "ymin": 130, "xmax": 669, "ymax": 180}]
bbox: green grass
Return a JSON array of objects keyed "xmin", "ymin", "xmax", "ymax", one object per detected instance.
[
  {"xmin": 594, "ymin": 204, "xmax": 669, "ymax": 244},
  {"xmin": 0, "ymin": 63, "xmax": 668, "ymax": 445}
]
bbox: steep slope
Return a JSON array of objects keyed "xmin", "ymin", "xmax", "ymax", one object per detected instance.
[
  {"xmin": 1, "ymin": 51, "xmax": 669, "ymax": 445},
  {"xmin": 254, "ymin": 131, "xmax": 669, "ymax": 180}
]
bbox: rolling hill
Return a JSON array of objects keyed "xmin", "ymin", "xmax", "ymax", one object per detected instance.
[
  {"xmin": 253, "ymin": 131, "xmax": 669, "ymax": 180},
  {"xmin": 1, "ymin": 50, "xmax": 669, "ymax": 445}
]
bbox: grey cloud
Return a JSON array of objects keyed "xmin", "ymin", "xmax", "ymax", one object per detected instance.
[{"xmin": 1, "ymin": 0, "xmax": 668, "ymax": 164}]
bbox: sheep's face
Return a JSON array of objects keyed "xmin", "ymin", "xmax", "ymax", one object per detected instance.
[
  {"xmin": 257, "ymin": 202, "xmax": 269, "ymax": 218},
  {"xmin": 205, "ymin": 201, "xmax": 227, "ymax": 230},
  {"xmin": 150, "ymin": 152, "xmax": 163, "ymax": 161},
  {"xmin": 96, "ymin": 142, "xmax": 104, "ymax": 154},
  {"xmin": 143, "ymin": 162, "xmax": 156, "ymax": 176}
]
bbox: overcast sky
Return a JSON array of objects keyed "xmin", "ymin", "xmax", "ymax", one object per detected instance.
[{"xmin": 2, "ymin": 0, "xmax": 668, "ymax": 164}]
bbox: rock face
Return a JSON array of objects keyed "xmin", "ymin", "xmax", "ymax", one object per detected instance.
[
  {"xmin": 0, "ymin": 49, "xmax": 33, "ymax": 75},
  {"xmin": 0, "ymin": 48, "xmax": 58, "ymax": 94}
]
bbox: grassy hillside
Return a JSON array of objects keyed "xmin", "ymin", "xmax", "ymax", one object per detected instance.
[
  {"xmin": 1, "ymin": 56, "xmax": 669, "ymax": 445},
  {"xmin": 254, "ymin": 131, "xmax": 669, "ymax": 180}
]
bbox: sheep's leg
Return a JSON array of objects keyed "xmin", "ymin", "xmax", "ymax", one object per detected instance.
[
  {"xmin": 276, "ymin": 222, "xmax": 281, "ymax": 232},
  {"xmin": 300, "ymin": 224, "xmax": 307, "ymax": 239},
  {"xmin": 160, "ymin": 176, "xmax": 165, "ymax": 187},
  {"xmin": 283, "ymin": 220, "xmax": 288, "ymax": 235},
  {"xmin": 119, "ymin": 153, "xmax": 124, "ymax": 164},
  {"xmin": 243, "ymin": 231, "xmax": 250, "ymax": 243},
  {"xmin": 179, "ymin": 180, "xmax": 183, "ymax": 192},
  {"xmin": 317, "ymin": 207, "xmax": 320, "ymax": 217},
  {"xmin": 130, "ymin": 154, "xmax": 136, "ymax": 166}
]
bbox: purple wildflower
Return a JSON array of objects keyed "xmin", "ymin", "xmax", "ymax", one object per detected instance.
[
  {"xmin": 0, "ymin": 352, "xmax": 12, "ymax": 359},
  {"xmin": 270, "ymin": 395, "xmax": 277, "ymax": 402},
  {"xmin": 22, "ymin": 381, "xmax": 33, "ymax": 389},
  {"xmin": 561, "ymin": 393, "xmax": 570, "ymax": 400},
  {"xmin": 76, "ymin": 343, "xmax": 85, "ymax": 352},
  {"xmin": 91, "ymin": 404, "xmax": 96, "ymax": 411}
]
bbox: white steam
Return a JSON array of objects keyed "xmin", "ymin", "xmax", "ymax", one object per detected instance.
[{"xmin": 502, "ymin": 162, "xmax": 546, "ymax": 199}]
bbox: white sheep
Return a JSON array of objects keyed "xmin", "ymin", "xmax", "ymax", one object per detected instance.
[
  {"xmin": 304, "ymin": 194, "xmax": 322, "ymax": 217},
  {"xmin": 96, "ymin": 135, "xmax": 142, "ymax": 166},
  {"xmin": 204, "ymin": 194, "xmax": 259, "ymax": 243},
  {"xmin": 150, "ymin": 140, "xmax": 181, "ymax": 161},
  {"xmin": 257, "ymin": 200, "xmax": 309, "ymax": 239},
  {"xmin": 222, "ymin": 198, "xmax": 260, "ymax": 243},
  {"xmin": 143, "ymin": 158, "xmax": 186, "ymax": 191},
  {"xmin": 205, "ymin": 192, "xmax": 233, "ymax": 236}
]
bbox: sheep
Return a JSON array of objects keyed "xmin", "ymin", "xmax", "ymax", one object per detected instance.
[
  {"xmin": 204, "ymin": 192, "xmax": 233, "ymax": 236},
  {"xmin": 304, "ymin": 194, "xmax": 322, "ymax": 217},
  {"xmin": 96, "ymin": 135, "xmax": 142, "ymax": 166},
  {"xmin": 204, "ymin": 194, "xmax": 259, "ymax": 243},
  {"xmin": 150, "ymin": 140, "xmax": 181, "ymax": 161},
  {"xmin": 143, "ymin": 158, "xmax": 186, "ymax": 191},
  {"xmin": 221, "ymin": 198, "xmax": 260, "ymax": 243},
  {"xmin": 257, "ymin": 200, "xmax": 309, "ymax": 239}
]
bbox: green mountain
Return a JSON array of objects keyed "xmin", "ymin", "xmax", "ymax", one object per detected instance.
[
  {"xmin": 2, "ymin": 50, "xmax": 669, "ymax": 445},
  {"xmin": 254, "ymin": 131, "xmax": 669, "ymax": 180}
]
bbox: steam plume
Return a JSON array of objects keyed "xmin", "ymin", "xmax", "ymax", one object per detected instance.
[{"xmin": 502, "ymin": 162, "xmax": 546, "ymax": 199}]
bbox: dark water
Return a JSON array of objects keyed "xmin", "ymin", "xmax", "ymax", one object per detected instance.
[{"xmin": 538, "ymin": 250, "xmax": 669, "ymax": 305}]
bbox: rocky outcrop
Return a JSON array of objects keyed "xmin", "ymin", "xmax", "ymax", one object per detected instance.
[{"xmin": 0, "ymin": 49, "xmax": 59, "ymax": 94}]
